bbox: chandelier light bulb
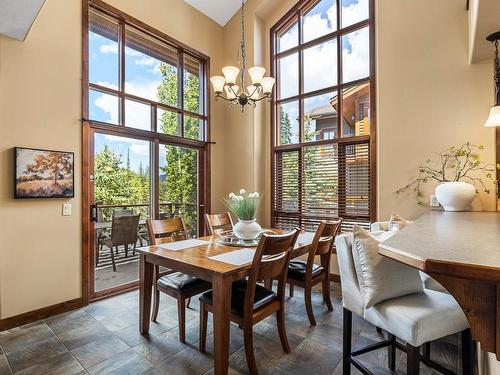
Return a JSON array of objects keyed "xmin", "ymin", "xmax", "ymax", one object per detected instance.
[
  {"xmin": 485, "ymin": 105, "xmax": 500, "ymax": 127},
  {"xmin": 248, "ymin": 67, "xmax": 266, "ymax": 85},
  {"xmin": 261, "ymin": 77, "xmax": 276, "ymax": 94},
  {"xmin": 222, "ymin": 66, "xmax": 240, "ymax": 85},
  {"xmin": 210, "ymin": 76, "xmax": 226, "ymax": 93}
]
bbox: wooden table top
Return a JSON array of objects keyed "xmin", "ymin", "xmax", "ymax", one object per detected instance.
[
  {"xmin": 379, "ymin": 211, "xmax": 500, "ymax": 282},
  {"xmin": 135, "ymin": 230, "xmax": 313, "ymax": 277}
]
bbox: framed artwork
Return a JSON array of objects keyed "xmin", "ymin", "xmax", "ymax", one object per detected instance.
[{"xmin": 14, "ymin": 147, "xmax": 75, "ymax": 198}]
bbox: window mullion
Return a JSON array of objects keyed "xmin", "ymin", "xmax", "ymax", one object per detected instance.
[
  {"xmin": 178, "ymin": 51, "xmax": 185, "ymax": 137},
  {"xmin": 119, "ymin": 20, "xmax": 126, "ymax": 126}
]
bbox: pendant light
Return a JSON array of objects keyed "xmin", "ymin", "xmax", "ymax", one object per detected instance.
[
  {"xmin": 210, "ymin": 0, "xmax": 275, "ymax": 111},
  {"xmin": 485, "ymin": 31, "xmax": 500, "ymax": 127}
]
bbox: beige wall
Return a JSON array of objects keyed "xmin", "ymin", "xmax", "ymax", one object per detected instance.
[
  {"xmin": 0, "ymin": 0, "xmax": 225, "ymax": 319},
  {"xmin": 376, "ymin": 0, "xmax": 496, "ymax": 220}
]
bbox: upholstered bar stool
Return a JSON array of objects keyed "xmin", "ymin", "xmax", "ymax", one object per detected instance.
[{"xmin": 335, "ymin": 230, "xmax": 474, "ymax": 375}]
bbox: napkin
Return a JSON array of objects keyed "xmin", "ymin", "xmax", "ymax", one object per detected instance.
[{"xmin": 158, "ymin": 239, "xmax": 212, "ymax": 251}]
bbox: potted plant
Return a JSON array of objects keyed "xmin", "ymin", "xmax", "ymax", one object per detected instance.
[
  {"xmin": 396, "ymin": 142, "xmax": 499, "ymax": 211},
  {"xmin": 224, "ymin": 189, "xmax": 262, "ymax": 239}
]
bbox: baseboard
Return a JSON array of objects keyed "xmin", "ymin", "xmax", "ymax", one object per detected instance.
[{"xmin": 0, "ymin": 298, "xmax": 83, "ymax": 331}]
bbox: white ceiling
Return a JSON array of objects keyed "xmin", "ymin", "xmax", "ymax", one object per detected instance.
[
  {"xmin": 469, "ymin": 0, "xmax": 500, "ymax": 63},
  {"xmin": 183, "ymin": 0, "xmax": 244, "ymax": 26},
  {"xmin": 0, "ymin": 0, "xmax": 46, "ymax": 41}
]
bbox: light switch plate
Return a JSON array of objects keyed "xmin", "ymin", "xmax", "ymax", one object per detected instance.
[{"xmin": 63, "ymin": 203, "xmax": 72, "ymax": 216}]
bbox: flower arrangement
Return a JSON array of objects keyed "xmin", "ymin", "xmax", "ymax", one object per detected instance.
[
  {"xmin": 224, "ymin": 189, "xmax": 262, "ymax": 220},
  {"xmin": 396, "ymin": 142, "xmax": 499, "ymax": 205}
]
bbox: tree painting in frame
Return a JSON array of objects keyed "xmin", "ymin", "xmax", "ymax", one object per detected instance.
[{"xmin": 14, "ymin": 147, "xmax": 74, "ymax": 198}]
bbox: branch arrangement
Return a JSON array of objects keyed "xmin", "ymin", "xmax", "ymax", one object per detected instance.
[{"xmin": 396, "ymin": 142, "xmax": 499, "ymax": 206}]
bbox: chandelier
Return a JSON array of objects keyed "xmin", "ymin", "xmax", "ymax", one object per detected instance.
[
  {"xmin": 485, "ymin": 31, "xmax": 500, "ymax": 127},
  {"xmin": 210, "ymin": 0, "xmax": 275, "ymax": 111}
]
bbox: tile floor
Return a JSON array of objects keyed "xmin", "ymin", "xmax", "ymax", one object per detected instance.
[{"xmin": 0, "ymin": 285, "xmax": 461, "ymax": 374}]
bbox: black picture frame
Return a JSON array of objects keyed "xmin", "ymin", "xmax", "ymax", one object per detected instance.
[{"xmin": 14, "ymin": 147, "xmax": 75, "ymax": 199}]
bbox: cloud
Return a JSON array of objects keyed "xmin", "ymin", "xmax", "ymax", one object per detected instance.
[
  {"xmin": 342, "ymin": 0, "xmax": 369, "ymax": 27},
  {"xmin": 130, "ymin": 143, "xmax": 150, "ymax": 156},
  {"xmin": 93, "ymin": 79, "xmax": 160, "ymax": 130},
  {"xmin": 94, "ymin": 94, "xmax": 119, "ymax": 123},
  {"xmin": 342, "ymin": 27, "xmax": 369, "ymax": 82},
  {"xmin": 134, "ymin": 56, "xmax": 162, "ymax": 75},
  {"xmin": 303, "ymin": 4, "xmax": 336, "ymax": 42},
  {"xmin": 99, "ymin": 43, "xmax": 118, "ymax": 54},
  {"xmin": 125, "ymin": 80, "xmax": 161, "ymax": 102},
  {"xmin": 96, "ymin": 81, "xmax": 118, "ymax": 90}
]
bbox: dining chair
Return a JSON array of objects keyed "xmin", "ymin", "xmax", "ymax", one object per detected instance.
[
  {"xmin": 287, "ymin": 219, "xmax": 342, "ymax": 326},
  {"xmin": 335, "ymin": 233, "xmax": 474, "ymax": 375},
  {"xmin": 204, "ymin": 212, "xmax": 234, "ymax": 235},
  {"xmin": 97, "ymin": 214, "xmax": 139, "ymax": 272},
  {"xmin": 146, "ymin": 217, "xmax": 211, "ymax": 343},
  {"xmin": 199, "ymin": 229, "xmax": 300, "ymax": 375}
]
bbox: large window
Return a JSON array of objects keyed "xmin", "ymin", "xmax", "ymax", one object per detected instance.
[
  {"xmin": 271, "ymin": 0, "xmax": 375, "ymax": 232},
  {"xmin": 88, "ymin": 8, "xmax": 207, "ymax": 140},
  {"xmin": 84, "ymin": 0, "xmax": 210, "ymax": 297}
]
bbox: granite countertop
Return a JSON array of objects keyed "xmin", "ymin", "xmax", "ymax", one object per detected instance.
[{"xmin": 379, "ymin": 211, "xmax": 500, "ymax": 270}]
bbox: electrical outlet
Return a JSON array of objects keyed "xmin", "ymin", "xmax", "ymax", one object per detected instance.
[
  {"xmin": 430, "ymin": 195, "xmax": 440, "ymax": 208},
  {"xmin": 62, "ymin": 203, "xmax": 72, "ymax": 216}
]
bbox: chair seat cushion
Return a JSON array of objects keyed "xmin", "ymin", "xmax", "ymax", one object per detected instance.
[
  {"xmin": 157, "ymin": 272, "xmax": 210, "ymax": 293},
  {"xmin": 287, "ymin": 260, "xmax": 324, "ymax": 281},
  {"xmin": 364, "ymin": 289, "xmax": 469, "ymax": 347},
  {"xmin": 420, "ymin": 271, "xmax": 448, "ymax": 293},
  {"xmin": 199, "ymin": 280, "xmax": 277, "ymax": 317}
]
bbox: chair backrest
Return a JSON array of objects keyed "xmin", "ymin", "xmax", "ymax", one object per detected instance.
[
  {"xmin": 335, "ymin": 233, "xmax": 364, "ymax": 316},
  {"xmin": 114, "ymin": 209, "xmax": 134, "ymax": 217},
  {"xmin": 111, "ymin": 215, "xmax": 140, "ymax": 247},
  {"xmin": 146, "ymin": 217, "xmax": 188, "ymax": 245},
  {"xmin": 305, "ymin": 219, "xmax": 343, "ymax": 279},
  {"xmin": 205, "ymin": 212, "xmax": 234, "ymax": 235},
  {"xmin": 244, "ymin": 229, "xmax": 300, "ymax": 318}
]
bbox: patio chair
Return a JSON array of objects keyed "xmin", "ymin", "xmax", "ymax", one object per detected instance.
[{"xmin": 97, "ymin": 214, "xmax": 140, "ymax": 272}]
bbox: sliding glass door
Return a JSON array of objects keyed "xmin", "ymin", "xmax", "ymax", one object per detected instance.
[{"xmin": 83, "ymin": 1, "xmax": 210, "ymax": 299}]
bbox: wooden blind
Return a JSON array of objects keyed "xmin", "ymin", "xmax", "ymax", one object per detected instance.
[{"xmin": 274, "ymin": 141, "xmax": 371, "ymax": 233}]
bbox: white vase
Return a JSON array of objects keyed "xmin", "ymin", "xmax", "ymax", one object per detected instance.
[
  {"xmin": 233, "ymin": 219, "xmax": 262, "ymax": 240},
  {"xmin": 435, "ymin": 182, "xmax": 477, "ymax": 212}
]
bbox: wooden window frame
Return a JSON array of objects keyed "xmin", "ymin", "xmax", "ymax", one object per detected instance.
[
  {"xmin": 81, "ymin": 0, "xmax": 211, "ymax": 303},
  {"xmin": 270, "ymin": 0, "xmax": 376, "ymax": 230}
]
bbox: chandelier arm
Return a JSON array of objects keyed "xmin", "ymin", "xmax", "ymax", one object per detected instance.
[
  {"xmin": 228, "ymin": 85, "xmax": 239, "ymax": 97},
  {"xmin": 216, "ymin": 94, "xmax": 238, "ymax": 104},
  {"xmin": 250, "ymin": 93, "xmax": 271, "ymax": 103},
  {"xmin": 249, "ymin": 85, "xmax": 260, "ymax": 98}
]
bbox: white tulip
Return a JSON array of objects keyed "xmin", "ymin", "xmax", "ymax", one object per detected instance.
[
  {"xmin": 248, "ymin": 193, "xmax": 255, "ymax": 198},
  {"xmin": 229, "ymin": 192, "xmax": 236, "ymax": 199},
  {"xmin": 253, "ymin": 192, "xmax": 259, "ymax": 198},
  {"xmin": 240, "ymin": 189, "xmax": 246, "ymax": 195},
  {"xmin": 237, "ymin": 196, "xmax": 244, "ymax": 201}
]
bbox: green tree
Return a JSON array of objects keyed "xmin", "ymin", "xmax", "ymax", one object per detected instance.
[
  {"xmin": 157, "ymin": 63, "xmax": 199, "ymax": 235},
  {"xmin": 280, "ymin": 107, "xmax": 292, "ymax": 145}
]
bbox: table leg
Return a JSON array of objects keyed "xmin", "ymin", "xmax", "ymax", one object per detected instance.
[
  {"xmin": 139, "ymin": 254, "xmax": 154, "ymax": 335},
  {"xmin": 212, "ymin": 274, "xmax": 232, "ymax": 375}
]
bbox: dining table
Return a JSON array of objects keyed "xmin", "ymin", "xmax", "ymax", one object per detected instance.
[
  {"xmin": 379, "ymin": 211, "xmax": 500, "ymax": 361},
  {"xmin": 135, "ymin": 230, "xmax": 315, "ymax": 375}
]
